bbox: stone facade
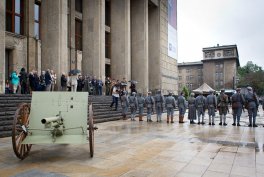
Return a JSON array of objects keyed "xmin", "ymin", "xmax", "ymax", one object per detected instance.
[
  {"xmin": 0, "ymin": 0, "xmax": 5, "ymax": 93},
  {"xmin": 159, "ymin": 1, "xmax": 178, "ymax": 95},
  {"xmin": 178, "ymin": 45, "xmax": 239, "ymax": 92},
  {"xmin": 0, "ymin": 0, "xmax": 178, "ymax": 94},
  {"xmin": 178, "ymin": 62, "xmax": 203, "ymax": 91}
]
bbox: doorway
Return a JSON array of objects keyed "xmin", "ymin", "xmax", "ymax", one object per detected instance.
[
  {"xmin": 5, "ymin": 49, "xmax": 10, "ymax": 80},
  {"xmin": 105, "ymin": 64, "xmax": 111, "ymax": 78}
]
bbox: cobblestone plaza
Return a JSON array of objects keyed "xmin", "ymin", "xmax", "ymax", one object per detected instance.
[{"xmin": 1, "ymin": 110, "xmax": 264, "ymax": 177}]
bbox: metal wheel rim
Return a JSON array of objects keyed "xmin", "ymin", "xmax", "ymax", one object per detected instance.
[
  {"xmin": 89, "ymin": 104, "xmax": 94, "ymax": 158},
  {"xmin": 12, "ymin": 103, "xmax": 32, "ymax": 160}
]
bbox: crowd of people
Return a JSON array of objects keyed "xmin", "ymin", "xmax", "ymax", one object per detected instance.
[
  {"xmin": 114, "ymin": 87, "xmax": 264, "ymax": 128},
  {"xmin": 5, "ymin": 68, "xmax": 135, "ymax": 96},
  {"xmin": 5, "ymin": 68, "xmax": 57, "ymax": 94},
  {"xmin": 5, "ymin": 68, "xmax": 264, "ymax": 127}
]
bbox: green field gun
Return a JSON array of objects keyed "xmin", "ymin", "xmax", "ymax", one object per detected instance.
[{"xmin": 11, "ymin": 92, "xmax": 96, "ymax": 160}]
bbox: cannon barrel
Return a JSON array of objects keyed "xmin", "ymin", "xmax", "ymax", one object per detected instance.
[{"xmin": 41, "ymin": 116, "xmax": 61, "ymax": 124}]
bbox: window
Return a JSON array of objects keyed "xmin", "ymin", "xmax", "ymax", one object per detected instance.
[
  {"xmin": 178, "ymin": 69, "xmax": 182, "ymax": 73},
  {"xmin": 75, "ymin": 19, "xmax": 82, "ymax": 51},
  {"xmin": 186, "ymin": 76, "xmax": 190, "ymax": 81},
  {"xmin": 105, "ymin": 0, "xmax": 111, "ymax": 26},
  {"xmin": 34, "ymin": 2, "xmax": 40, "ymax": 39},
  {"xmin": 190, "ymin": 75, "xmax": 193, "ymax": 80},
  {"xmin": 178, "ymin": 76, "xmax": 182, "ymax": 81},
  {"xmin": 75, "ymin": 0, "xmax": 82, "ymax": 13},
  {"xmin": 186, "ymin": 69, "xmax": 191, "ymax": 73},
  {"xmin": 6, "ymin": 0, "xmax": 24, "ymax": 34},
  {"xmin": 105, "ymin": 32, "xmax": 111, "ymax": 58}
]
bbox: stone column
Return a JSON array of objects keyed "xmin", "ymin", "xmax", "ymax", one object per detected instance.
[
  {"xmin": 0, "ymin": 0, "xmax": 5, "ymax": 93},
  {"xmin": 111, "ymin": 0, "xmax": 131, "ymax": 81},
  {"xmin": 25, "ymin": 0, "xmax": 36, "ymax": 72},
  {"xmin": 69, "ymin": 0, "xmax": 75, "ymax": 70},
  {"xmin": 82, "ymin": 0, "xmax": 105, "ymax": 80},
  {"xmin": 41, "ymin": 0, "xmax": 68, "ymax": 89},
  {"xmin": 148, "ymin": 3, "xmax": 161, "ymax": 90},
  {"xmin": 131, "ymin": 0, "xmax": 149, "ymax": 94}
]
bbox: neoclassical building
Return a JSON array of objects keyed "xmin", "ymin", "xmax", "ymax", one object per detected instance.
[
  {"xmin": 178, "ymin": 44, "xmax": 240, "ymax": 92},
  {"xmin": 0, "ymin": 0, "xmax": 178, "ymax": 94}
]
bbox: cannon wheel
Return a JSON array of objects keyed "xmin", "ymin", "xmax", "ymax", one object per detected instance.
[
  {"xmin": 12, "ymin": 103, "xmax": 32, "ymax": 160},
  {"xmin": 89, "ymin": 104, "xmax": 94, "ymax": 157}
]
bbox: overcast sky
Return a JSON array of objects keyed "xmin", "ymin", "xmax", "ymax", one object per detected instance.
[{"xmin": 177, "ymin": 0, "xmax": 264, "ymax": 68}]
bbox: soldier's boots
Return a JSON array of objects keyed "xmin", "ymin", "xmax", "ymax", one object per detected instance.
[
  {"xmin": 179, "ymin": 115, "xmax": 185, "ymax": 123},
  {"xmin": 139, "ymin": 115, "xmax": 143, "ymax": 121},
  {"xmin": 167, "ymin": 116, "xmax": 170, "ymax": 123},
  {"xmin": 123, "ymin": 114, "xmax": 127, "ymax": 120},
  {"xmin": 171, "ymin": 116, "xmax": 174, "ymax": 123}
]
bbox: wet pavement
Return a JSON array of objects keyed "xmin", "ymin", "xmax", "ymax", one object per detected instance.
[{"xmin": 1, "ymin": 109, "xmax": 264, "ymax": 177}]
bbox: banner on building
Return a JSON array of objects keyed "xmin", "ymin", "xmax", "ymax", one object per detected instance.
[{"xmin": 168, "ymin": 0, "xmax": 177, "ymax": 59}]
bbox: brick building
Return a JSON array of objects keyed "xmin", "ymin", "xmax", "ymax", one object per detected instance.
[{"xmin": 178, "ymin": 44, "xmax": 240, "ymax": 92}]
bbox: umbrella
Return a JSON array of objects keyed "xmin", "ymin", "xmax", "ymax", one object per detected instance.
[{"xmin": 69, "ymin": 69, "xmax": 81, "ymax": 75}]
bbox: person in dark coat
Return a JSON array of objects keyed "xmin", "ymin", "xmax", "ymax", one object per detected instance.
[
  {"xmin": 28, "ymin": 71, "xmax": 35, "ymax": 93},
  {"xmin": 44, "ymin": 69, "xmax": 52, "ymax": 91},
  {"xmin": 77, "ymin": 75, "xmax": 84, "ymax": 92},
  {"xmin": 19, "ymin": 68, "xmax": 28, "ymax": 94},
  {"xmin": 39, "ymin": 71, "xmax": 46, "ymax": 91},
  {"xmin": 61, "ymin": 72, "xmax": 67, "ymax": 91}
]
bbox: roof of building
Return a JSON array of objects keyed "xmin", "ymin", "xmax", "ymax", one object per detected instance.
[
  {"xmin": 178, "ymin": 61, "xmax": 203, "ymax": 67},
  {"xmin": 202, "ymin": 44, "xmax": 237, "ymax": 51}
]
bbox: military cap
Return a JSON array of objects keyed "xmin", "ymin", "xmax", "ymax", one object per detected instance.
[
  {"xmin": 191, "ymin": 92, "xmax": 195, "ymax": 96},
  {"xmin": 236, "ymin": 88, "xmax": 241, "ymax": 91},
  {"xmin": 247, "ymin": 86, "xmax": 252, "ymax": 90},
  {"xmin": 220, "ymin": 89, "xmax": 225, "ymax": 92}
]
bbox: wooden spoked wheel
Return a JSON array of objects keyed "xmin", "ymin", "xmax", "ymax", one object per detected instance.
[
  {"xmin": 88, "ymin": 104, "xmax": 94, "ymax": 158},
  {"xmin": 12, "ymin": 103, "xmax": 32, "ymax": 160}
]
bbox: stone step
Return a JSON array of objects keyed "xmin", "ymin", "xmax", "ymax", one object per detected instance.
[
  {"xmin": 0, "ymin": 131, "xmax": 12, "ymax": 138},
  {"xmin": 0, "ymin": 115, "xmax": 14, "ymax": 121},
  {"xmin": 0, "ymin": 94, "xmax": 161, "ymax": 138}
]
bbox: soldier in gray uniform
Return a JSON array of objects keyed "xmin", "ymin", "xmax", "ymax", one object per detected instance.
[
  {"xmin": 187, "ymin": 92, "xmax": 197, "ymax": 124},
  {"xmin": 120, "ymin": 91, "xmax": 129, "ymax": 120},
  {"xmin": 206, "ymin": 90, "xmax": 217, "ymax": 125},
  {"xmin": 155, "ymin": 90, "xmax": 165, "ymax": 122},
  {"xmin": 217, "ymin": 89, "xmax": 229, "ymax": 126},
  {"xmin": 195, "ymin": 91, "xmax": 206, "ymax": 124},
  {"xmin": 145, "ymin": 91, "xmax": 155, "ymax": 122},
  {"xmin": 177, "ymin": 92, "xmax": 187, "ymax": 123},
  {"xmin": 129, "ymin": 92, "xmax": 138, "ymax": 121},
  {"xmin": 231, "ymin": 88, "xmax": 245, "ymax": 126},
  {"xmin": 137, "ymin": 93, "xmax": 145, "ymax": 121},
  {"xmin": 245, "ymin": 87, "xmax": 259, "ymax": 127},
  {"xmin": 165, "ymin": 92, "xmax": 176, "ymax": 123}
]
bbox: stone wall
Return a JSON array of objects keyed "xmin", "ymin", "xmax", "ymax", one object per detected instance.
[
  {"xmin": 159, "ymin": 1, "xmax": 178, "ymax": 95},
  {"xmin": 0, "ymin": 0, "xmax": 5, "ymax": 93},
  {"xmin": 5, "ymin": 33, "xmax": 28, "ymax": 73}
]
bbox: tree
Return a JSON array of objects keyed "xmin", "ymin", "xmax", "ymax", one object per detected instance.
[
  {"xmin": 182, "ymin": 86, "xmax": 190, "ymax": 99},
  {"xmin": 237, "ymin": 61, "xmax": 264, "ymax": 95}
]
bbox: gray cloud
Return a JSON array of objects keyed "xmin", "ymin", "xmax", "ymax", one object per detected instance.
[{"xmin": 178, "ymin": 0, "xmax": 264, "ymax": 68}]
